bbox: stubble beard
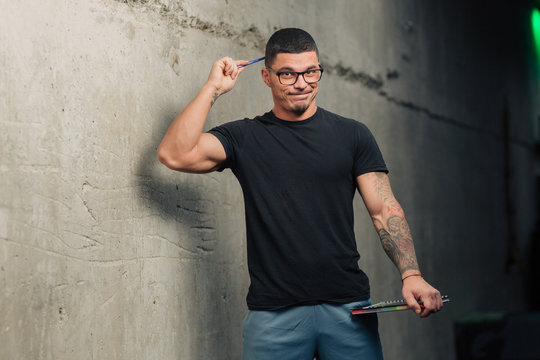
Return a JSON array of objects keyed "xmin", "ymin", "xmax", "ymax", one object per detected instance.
[
  {"xmin": 291, "ymin": 103, "xmax": 310, "ymax": 114},
  {"xmin": 288, "ymin": 92, "xmax": 315, "ymax": 115}
]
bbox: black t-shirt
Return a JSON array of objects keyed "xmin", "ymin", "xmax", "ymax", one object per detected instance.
[{"xmin": 208, "ymin": 107, "xmax": 388, "ymax": 310}]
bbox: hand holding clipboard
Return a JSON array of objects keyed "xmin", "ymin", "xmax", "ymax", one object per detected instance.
[{"xmin": 351, "ymin": 295, "xmax": 451, "ymax": 315}]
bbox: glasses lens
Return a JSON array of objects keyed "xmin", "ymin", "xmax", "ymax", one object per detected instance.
[
  {"xmin": 279, "ymin": 72, "xmax": 297, "ymax": 85},
  {"xmin": 303, "ymin": 70, "xmax": 321, "ymax": 83}
]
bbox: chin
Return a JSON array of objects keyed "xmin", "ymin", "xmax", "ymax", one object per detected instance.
[
  {"xmin": 291, "ymin": 104, "xmax": 310, "ymax": 114},
  {"xmin": 288, "ymin": 98, "xmax": 312, "ymax": 112}
]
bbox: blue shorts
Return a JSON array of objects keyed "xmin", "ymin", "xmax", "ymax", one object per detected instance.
[{"xmin": 242, "ymin": 299, "xmax": 383, "ymax": 360}]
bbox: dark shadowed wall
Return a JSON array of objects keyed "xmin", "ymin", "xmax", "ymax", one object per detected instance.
[{"xmin": 1, "ymin": 0, "xmax": 538, "ymax": 359}]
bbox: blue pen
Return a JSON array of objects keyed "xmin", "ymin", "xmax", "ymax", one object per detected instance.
[{"xmin": 238, "ymin": 56, "xmax": 265, "ymax": 68}]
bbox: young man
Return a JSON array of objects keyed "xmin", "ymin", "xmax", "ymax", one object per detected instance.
[{"xmin": 158, "ymin": 28, "xmax": 443, "ymax": 359}]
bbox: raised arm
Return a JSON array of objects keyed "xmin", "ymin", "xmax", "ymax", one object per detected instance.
[
  {"xmin": 157, "ymin": 57, "xmax": 248, "ymax": 173},
  {"xmin": 357, "ymin": 172, "xmax": 443, "ymax": 317}
]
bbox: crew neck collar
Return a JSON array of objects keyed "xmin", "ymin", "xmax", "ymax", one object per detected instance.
[{"xmin": 269, "ymin": 107, "xmax": 320, "ymax": 125}]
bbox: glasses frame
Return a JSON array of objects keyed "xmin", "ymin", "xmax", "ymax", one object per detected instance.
[{"xmin": 266, "ymin": 66, "xmax": 324, "ymax": 85}]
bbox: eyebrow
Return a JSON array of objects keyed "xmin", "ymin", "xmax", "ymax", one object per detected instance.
[{"xmin": 276, "ymin": 65, "xmax": 320, "ymax": 72}]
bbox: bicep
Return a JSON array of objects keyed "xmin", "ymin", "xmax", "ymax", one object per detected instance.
[{"xmin": 166, "ymin": 133, "xmax": 227, "ymax": 174}]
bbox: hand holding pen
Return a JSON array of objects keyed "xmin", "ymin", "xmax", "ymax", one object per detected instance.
[
  {"xmin": 237, "ymin": 56, "xmax": 265, "ymax": 68},
  {"xmin": 206, "ymin": 56, "xmax": 264, "ymax": 100}
]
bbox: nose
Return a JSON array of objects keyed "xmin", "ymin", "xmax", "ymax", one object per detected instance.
[{"xmin": 293, "ymin": 73, "xmax": 308, "ymax": 89}]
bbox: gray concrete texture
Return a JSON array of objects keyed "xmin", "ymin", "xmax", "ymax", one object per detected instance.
[{"xmin": 1, "ymin": 0, "xmax": 538, "ymax": 359}]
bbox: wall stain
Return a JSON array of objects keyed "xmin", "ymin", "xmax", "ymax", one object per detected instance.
[
  {"xmin": 169, "ymin": 49, "xmax": 180, "ymax": 76},
  {"xmin": 113, "ymin": 0, "xmax": 266, "ymax": 50}
]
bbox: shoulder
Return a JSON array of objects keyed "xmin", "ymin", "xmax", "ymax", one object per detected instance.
[
  {"xmin": 214, "ymin": 117, "xmax": 255, "ymax": 129},
  {"xmin": 209, "ymin": 115, "xmax": 260, "ymax": 134},
  {"xmin": 214, "ymin": 112, "xmax": 270, "ymax": 130},
  {"xmin": 207, "ymin": 113, "xmax": 270, "ymax": 145},
  {"xmin": 318, "ymin": 107, "xmax": 372, "ymax": 132}
]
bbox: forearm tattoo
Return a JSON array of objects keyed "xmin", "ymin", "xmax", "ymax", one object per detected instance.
[
  {"xmin": 370, "ymin": 173, "xmax": 419, "ymax": 274},
  {"xmin": 210, "ymin": 91, "xmax": 219, "ymax": 107},
  {"xmin": 378, "ymin": 218, "xmax": 419, "ymax": 274}
]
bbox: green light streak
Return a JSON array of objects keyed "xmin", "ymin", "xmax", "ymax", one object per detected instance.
[{"xmin": 533, "ymin": 8, "xmax": 540, "ymax": 59}]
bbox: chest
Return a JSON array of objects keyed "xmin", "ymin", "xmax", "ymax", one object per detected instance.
[{"xmin": 235, "ymin": 123, "xmax": 355, "ymax": 186}]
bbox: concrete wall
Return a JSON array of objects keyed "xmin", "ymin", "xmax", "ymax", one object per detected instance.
[{"xmin": 1, "ymin": 0, "xmax": 538, "ymax": 359}]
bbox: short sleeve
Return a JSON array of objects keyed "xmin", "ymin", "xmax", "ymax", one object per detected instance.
[
  {"xmin": 207, "ymin": 126, "xmax": 233, "ymax": 170},
  {"xmin": 207, "ymin": 119, "xmax": 248, "ymax": 171},
  {"xmin": 352, "ymin": 122, "xmax": 388, "ymax": 177}
]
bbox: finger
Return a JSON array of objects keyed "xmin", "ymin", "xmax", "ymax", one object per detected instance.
[
  {"xmin": 421, "ymin": 296, "xmax": 437, "ymax": 317},
  {"xmin": 403, "ymin": 293, "xmax": 422, "ymax": 315},
  {"xmin": 423, "ymin": 294, "xmax": 443, "ymax": 315},
  {"xmin": 422, "ymin": 303, "xmax": 436, "ymax": 317},
  {"xmin": 231, "ymin": 63, "xmax": 242, "ymax": 80},
  {"xmin": 221, "ymin": 58, "xmax": 240, "ymax": 79},
  {"xmin": 420, "ymin": 307, "xmax": 432, "ymax": 318},
  {"xmin": 232, "ymin": 62, "xmax": 247, "ymax": 79},
  {"xmin": 426, "ymin": 291, "xmax": 442, "ymax": 312},
  {"xmin": 436, "ymin": 293, "xmax": 444, "ymax": 311},
  {"xmin": 221, "ymin": 57, "xmax": 235, "ymax": 75},
  {"xmin": 236, "ymin": 60, "xmax": 249, "ymax": 68}
]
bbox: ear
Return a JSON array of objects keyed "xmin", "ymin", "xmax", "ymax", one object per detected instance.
[{"xmin": 261, "ymin": 67, "xmax": 271, "ymax": 87}]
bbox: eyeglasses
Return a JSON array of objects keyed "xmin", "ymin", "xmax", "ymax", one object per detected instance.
[{"xmin": 266, "ymin": 67, "xmax": 324, "ymax": 85}]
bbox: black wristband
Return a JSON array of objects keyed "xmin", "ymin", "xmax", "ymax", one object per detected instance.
[{"xmin": 401, "ymin": 273, "xmax": 422, "ymax": 282}]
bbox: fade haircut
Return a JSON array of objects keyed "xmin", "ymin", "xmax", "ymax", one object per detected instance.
[{"xmin": 265, "ymin": 28, "xmax": 319, "ymax": 67}]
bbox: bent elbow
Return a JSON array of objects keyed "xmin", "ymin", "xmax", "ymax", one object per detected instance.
[
  {"xmin": 157, "ymin": 142, "xmax": 220, "ymax": 174},
  {"xmin": 370, "ymin": 213, "xmax": 385, "ymax": 231},
  {"xmin": 157, "ymin": 146, "xmax": 182, "ymax": 170}
]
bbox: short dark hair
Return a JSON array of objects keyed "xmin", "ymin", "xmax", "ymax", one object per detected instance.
[{"xmin": 265, "ymin": 28, "xmax": 319, "ymax": 67}]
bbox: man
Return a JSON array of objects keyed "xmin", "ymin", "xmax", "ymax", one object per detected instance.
[{"xmin": 158, "ymin": 28, "xmax": 443, "ymax": 359}]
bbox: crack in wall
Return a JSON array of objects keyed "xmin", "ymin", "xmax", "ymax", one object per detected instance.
[
  {"xmin": 114, "ymin": 0, "xmax": 266, "ymax": 50},
  {"xmin": 2, "ymin": 238, "xmax": 199, "ymax": 264},
  {"xmin": 378, "ymin": 90, "xmax": 533, "ymax": 149},
  {"xmin": 324, "ymin": 63, "xmax": 532, "ymax": 149},
  {"xmin": 112, "ymin": 0, "xmax": 533, "ymax": 150},
  {"xmin": 323, "ymin": 62, "xmax": 384, "ymax": 90}
]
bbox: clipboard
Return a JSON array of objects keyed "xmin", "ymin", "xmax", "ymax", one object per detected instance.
[{"xmin": 351, "ymin": 295, "xmax": 450, "ymax": 315}]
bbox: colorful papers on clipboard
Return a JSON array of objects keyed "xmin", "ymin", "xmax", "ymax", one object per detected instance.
[{"xmin": 351, "ymin": 295, "xmax": 450, "ymax": 315}]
